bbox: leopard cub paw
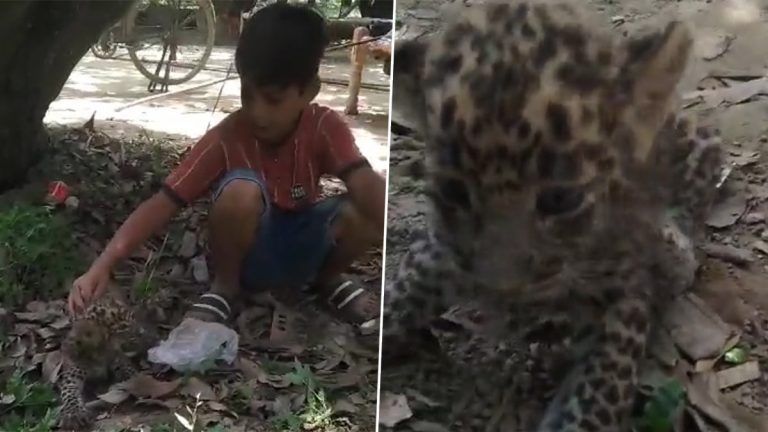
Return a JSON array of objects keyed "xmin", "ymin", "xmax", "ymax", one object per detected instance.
[{"xmin": 58, "ymin": 403, "xmax": 93, "ymax": 430}]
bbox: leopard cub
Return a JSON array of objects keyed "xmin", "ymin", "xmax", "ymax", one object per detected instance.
[
  {"xmin": 57, "ymin": 287, "xmax": 155, "ymax": 430},
  {"xmin": 383, "ymin": 1, "xmax": 723, "ymax": 431}
]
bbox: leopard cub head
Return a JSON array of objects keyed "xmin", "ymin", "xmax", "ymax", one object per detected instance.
[
  {"xmin": 62, "ymin": 319, "xmax": 109, "ymax": 362},
  {"xmin": 392, "ymin": 1, "xmax": 693, "ymax": 288}
]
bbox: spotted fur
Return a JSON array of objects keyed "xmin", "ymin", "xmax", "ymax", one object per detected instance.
[
  {"xmin": 57, "ymin": 288, "xmax": 155, "ymax": 430},
  {"xmin": 383, "ymin": 1, "xmax": 723, "ymax": 430}
]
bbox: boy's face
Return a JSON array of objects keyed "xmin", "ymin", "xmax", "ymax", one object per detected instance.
[{"xmin": 240, "ymin": 79, "xmax": 317, "ymax": 145}]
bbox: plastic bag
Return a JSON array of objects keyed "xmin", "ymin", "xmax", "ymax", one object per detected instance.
[{"xmin": 147, "ymin": 317, "xmax": 239, "ymax": 372}]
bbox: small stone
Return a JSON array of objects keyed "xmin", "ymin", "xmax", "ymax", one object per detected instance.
[
  {"xmin": 752, "ymin": 240, "xmax": 768, "ymax": 255},
  {"xmin": 190, "ymin": 256, "xmax": 209, "ymax": 283},
  {"xmin": 761, "ymin": 230, "xmax": 768, "ymax": 241},
  {"xmin": 178, "ymin": 231, "xmax": 197, "ymax": 258},
  {"xmin": 745, "ymin": 212, "xmax": 766, "ymax": 224},
  {"xmin": 64, "ymin": 196, "xmax": 79, "ymax": 210},
  {"xmin": 760, "ymin": 135, "xmax": 768, "ymax": 143},
  {"xmin": 379, "ymin": 392, "xmax": 413, "ymax": 428}
]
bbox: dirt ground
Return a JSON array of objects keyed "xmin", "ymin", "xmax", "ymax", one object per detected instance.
[
  {"xmin": 0, "ymin": 42, "xmax": 389, "ymax": 432},
  {"xmin": 382, "ymin": 0, "xmax": 768, "ymax": 431},
  {"xmin": 45, "ymin": 47, "xmax": 391, "ymax": 173}
]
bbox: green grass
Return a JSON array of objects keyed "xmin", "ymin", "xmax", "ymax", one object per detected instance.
[
  {"xmin": 103, "ymin": 422, "xmax": 226, "ymax": 432},
  {"xmin": 634, "ymin": 379, "xmax": 686, "ymax": 432},
  {"xmin": 169, "ymin": 394, "xmax": 230, "ymax": 432},
  {"xmin": 134, "ymin": 276, "xmax": 158, "ymax": 300},
  {"xmin": 0, "ymin": 204, "xmax": 82, "ymax": 308},
  {"xmin": 0, "ymin": 369, "xmax": 58, "ymax": 432},
  {"xmin": 229, "ymin": 383, "xmax": 254, "ymax": 415},
  {"xmin": 272, "ymin": 362, "xmax": 340, "ymax": 432},
  {"xmin": 149, "ymin": 425, "xmax": 178, "ymax": 432}
]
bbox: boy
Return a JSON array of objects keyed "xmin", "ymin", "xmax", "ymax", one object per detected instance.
[{"xmin": 68, "ymin": 3, "xmax": 384, "ymax": 327}]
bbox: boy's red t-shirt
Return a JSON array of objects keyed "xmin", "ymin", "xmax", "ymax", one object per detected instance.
[{"xmin": 162, "ymin": 104, "xmax": 368, "ymax": 211}]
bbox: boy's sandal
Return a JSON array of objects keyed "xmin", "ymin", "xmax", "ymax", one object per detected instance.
[
  {"xmin": 313, "ymin": 275, "xmax": 380, "ymax": 328},
  {"xmin": 186, "ymin": 293, "xmax": 233, "ymax": 324}
]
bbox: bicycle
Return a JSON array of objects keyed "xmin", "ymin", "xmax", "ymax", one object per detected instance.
[{"xmin": 90, "ymin": 0, "xmax": 216, "ymax": 93}]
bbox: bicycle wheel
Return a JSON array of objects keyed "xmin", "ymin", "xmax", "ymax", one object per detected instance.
[
  {"xmin": 126, "ymin": 0, "xmax": 216, "ymax": 86},
  {"xmin": 90, "ymin": 28, "xmax": 118, "ymax": 59}
]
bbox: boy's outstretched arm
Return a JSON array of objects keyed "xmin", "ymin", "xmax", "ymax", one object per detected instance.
[
  {"xmin": 344, "ymin": 165, "xmax": 386, "ymax": 235},
  {"xmin": 69, "ymin": 121, "xmax": 226, "ymax": 314},
  {"xmin": 68, "ymin": 191, "xmax": 180, "ymax": 314}
]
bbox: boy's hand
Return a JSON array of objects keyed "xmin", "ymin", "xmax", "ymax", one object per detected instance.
[
  {"xmin": 68, "ymin": 264, "xmax": 111, "ymax": 315},
  {"xmin": 67, "ymin": 191, "xmax": 181, "ymax": 315}
]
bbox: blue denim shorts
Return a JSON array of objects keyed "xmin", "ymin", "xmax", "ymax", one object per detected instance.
[{"xmin": 212, "ymin": 169, "xmax": 345, "ymax": 290}]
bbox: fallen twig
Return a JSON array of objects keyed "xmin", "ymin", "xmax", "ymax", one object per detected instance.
[{"xmin": 113, "ymin": 76, "xmax": 240, "ymax": 112}]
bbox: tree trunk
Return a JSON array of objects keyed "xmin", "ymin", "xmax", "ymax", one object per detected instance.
[
  {"xmin": 0, "ymin": 0, "xmax": 135, "ymax": 192},
  {"xmin": 326, "ymin": 18, "xmax": 391, "ymax": 42}
]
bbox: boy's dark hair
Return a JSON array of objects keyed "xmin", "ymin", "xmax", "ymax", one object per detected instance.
[{"xmin": 235, "ymin": 3, "xmax": 328, "ymax": 90}]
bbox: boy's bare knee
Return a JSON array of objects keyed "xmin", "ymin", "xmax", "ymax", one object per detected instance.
[{"xmin": 213, "ymin": 179, "xmax": 265, "ymax": 219}]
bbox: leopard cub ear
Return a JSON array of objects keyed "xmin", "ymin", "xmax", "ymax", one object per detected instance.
[
  {"xmin": 620, "ymin": 22, "xmax": 693, "ymax": 158},
  {"xmin": 391, "ymin": 38, "xmax": 429, "ymax": 134}
]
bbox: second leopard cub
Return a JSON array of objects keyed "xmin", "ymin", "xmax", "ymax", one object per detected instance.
[
  {"xmin": 384, "ymin": 1, "xmax": 722, "ymax": 431},
  {"xmin": 57, "ymin": 287, "xmax": 156, "ymax": 430}
]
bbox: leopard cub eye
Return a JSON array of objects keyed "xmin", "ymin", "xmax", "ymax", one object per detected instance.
[{"xmin": 535, "ymin": 186, "xmax": 584, "ymax": 216}]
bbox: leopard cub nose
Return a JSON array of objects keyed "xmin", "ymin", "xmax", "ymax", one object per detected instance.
[{"xmin": 536, "ymin": 186, "xmax": 584, "ymax": 216}]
